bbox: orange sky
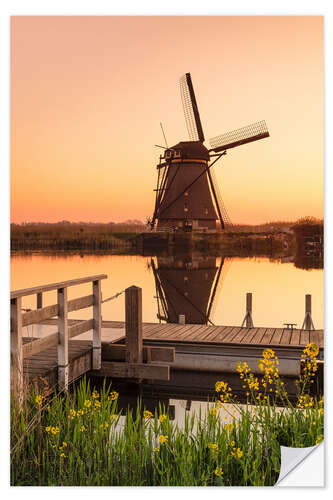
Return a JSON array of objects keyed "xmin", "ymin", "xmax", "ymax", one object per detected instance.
[{"xmin": 10, "ymin": 16, "xmax": 324, "ymax": 224}]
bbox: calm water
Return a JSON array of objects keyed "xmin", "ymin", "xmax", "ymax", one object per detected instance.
[{"xmin": 11, "ymin": 252, "xmax": 323, "ymax": 329}]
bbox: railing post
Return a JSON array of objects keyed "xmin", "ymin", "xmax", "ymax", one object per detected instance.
[
  {"xmin": 57, "ymin": 287, "xmax": 69, "ymax": 390},
  {"xmin": 125, "ymin": 286, "xmax": 143, "ymax": 363},
  {"xmin": 92, "ymin": 279, "xmax": 102, "ymax": 369},
  {"xmin": 10, "ymin": 297, "xmax": 23, "ymax": 408},
  {"xmin": 37, "ymin": 292, "xmax": 42, "ymax": 309},
  {"xmin": 241, "ymin": 292, "xmax": 254, "ymax": 328}
]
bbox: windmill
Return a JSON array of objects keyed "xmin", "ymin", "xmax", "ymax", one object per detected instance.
[
  {"xmin": 151, "ymin": 253, "xmax": 225, "ymax": 325},
  {"xmin": 150, "ymin": 73, "xmax": 269, "ymax": 231}
]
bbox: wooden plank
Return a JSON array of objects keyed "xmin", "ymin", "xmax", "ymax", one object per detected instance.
[
  {"xmin": 249, "ymin": 327, "xmax": 267, "ymax": 344},
  {"xmin": 22, "ymin": 304, "xmax": 59, "ymax": 327},
  {"xmin": 11, "ymin": 274, "xmax": 107, "ymax": 299},
  {"xmin": 57, "ymin": 287, "xmax": 69, "ymax": 390},
  {"xmin": 146, "ymin": 323, "xmax": 184, "ymax": 339},
  {"xmin": 309, "ymin": 329, "xmax": 324, "ymax": 347},
  {"xmin": 68, "ymin": 294, "xmax": 94, "ymax": 312},
  {"xmin": 174, "ymin": 324, "xmax": 209, "ymax": 341},
  {"xmin": 208, "ymin": 326, "xmax": 235, "ymax": 342},
  {"xmin": 187, "ymin": 325, "xmax": 218, "ymax": 342},
  {"xmin": 92, "ymin": 361, "xmax": 170, "ymax": 380},
  {"xmin": 231, "ymin": 327, "xmax": 253, "ymax": 345},
  {"xmin": 260, "ymin": 328, "xmax": 275, "ymax": 345},
  {"xmin": 280, "ymin": 328, "xmax": 292, "ymax": 346},
  {"xmin": 290, "ymin": 329, "xmax": 301, "ymax": 345},
  {"xmin": 23, "ymin": 332, "xmax": 58, "ymax": 358},
  {"xmin": 93, "ymin": 280, "xmax": 102, "ymax": 369},
  {"xmin": 102, "ymin": 344, "xmax": 175, "ymax": 363},
  {"xmin": 270, "ymin": 328, "xmax": 284, "ymax": 345},
  {"xmin": 239, "ymin": 327, "xmax": 259, "ymax": 344},
  {"xmin": 10, "ymin": 297, "xmax": 23, "ymax": 406},
  {"xmin": 125, "ymin": 286, "xmax": 143, "ymax": 363},
  {"xmin": 300, "ymin": 330, "xmax": 310, "ymax": 346},
  {"xmin": 68, "ymin": 319, "xmax": 94, "ymax": 339}
]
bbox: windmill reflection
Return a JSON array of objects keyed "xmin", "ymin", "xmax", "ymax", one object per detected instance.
[{"xmin": 151, "ymin": 253, "xmax": 224, "ymax": 325}]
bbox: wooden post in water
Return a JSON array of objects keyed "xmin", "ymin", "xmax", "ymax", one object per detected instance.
[
  {"xmin": 125, "ymin": 286, "xmax": 143, "ymax": 363},
  {"xmin": 241, "ymin": 292, "xmax": 254, "ymax": 328},
  {"xmin": 178, "ymin": 314, "xmax": 185, "ymax": 325},
  {"xmin": 37, "ymin": 292, "xmax": 42, "ymax": 309},
  {"xmin": 10, "ymin": 297, "xmax": 23, "ymax": 407},
  {"xmin": 57, "ymin": 287, "xmax": 69, "ymax": 390},
  {"xmin": 92, "ymin": 280, "xmax": 102, "ymax": 369},
  {"xmin": 301, "ymin": 294, "xmax": 315, "ymax": 330}
]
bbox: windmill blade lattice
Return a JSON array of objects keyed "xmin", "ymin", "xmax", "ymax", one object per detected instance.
[
  {"xmin": 180, "ymin": 74, "xmax": 205, "ymax": 142},
  {"xmin": 210, "ymin": 120, "xmax": 269, "ymax": 152}
]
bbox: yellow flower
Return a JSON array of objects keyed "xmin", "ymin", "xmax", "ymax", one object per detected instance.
[
  {"xmin": 45, "ymin": 426, "xmax": 51, "ymax": 433},
  {"xmin": 209, "ymin": 407, "xmax": 218, "ymax": 416},
  {"xmin": 158, "ymin": 435, "xmax": 168, "ymax": 444},
  {"xmin": 304, "ymin": 343, "xmax": 319, "ymax": 358},
  {"xmin": 153, "ymin": 446, "xmax": 160, "ymax": 453},
  {"xmin": 94, "ymin": 400, "xmax": 101, "ymax": 409},
  {"xmin": 59, "ymin": 452, "xmax": 66, "ymax": 458},
  {"xmin": 92, "ymin": 390, "xmax": 99, "ymax": 399},
  {"xmin": 35, "ymin": 395, "xmax": 43, "ymax": 407},
  {"xmin": 225, "ymin": 423, "xmax": 234, "ymax": 432},
  {"xmin": 236, "ymin": 448, "xmax": 243, "ymax": 459},
  {"xmin": 263, "ymin": 348, "xmax": 275, "ymax": 359},
  {"xmin": 51, "ymin": 426, "xmax": 59, "ymax": 435},
  {"xmin": 230, "ymin": 440, "xmax": 235, "ymax": 447},
  {"xmin": 109, "ymin": 391, "xmax": 119, "ymax": 401},
  {"xmin": 208, "ymin": 443, "xmax": 219, "ymax": 451},
  {"xmin": 144, "ymin": 410, "xmax": 154, "ymax": 420},
  {"xmin": 315, "ymin": 435, "xmax": 323, "ymax": 445},
  {"xmin": 80, "ymin": 425, "xmax": 86, "ymax": 432},
  {"xmin": 159, "ymin": 414, "xmax": 167, "ymax": 423},
  {"xmin": 84, "ymin": 400, "xmax": 92, "ymax": 408},
  {"xmin": 215, "ymin": 467, "xmax": 223, "ymax": 478}
]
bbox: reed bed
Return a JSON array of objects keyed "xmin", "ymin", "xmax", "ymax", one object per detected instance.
[{"xmin": 10, "ymin": 344, "xmax": 323, "ymax": 486}]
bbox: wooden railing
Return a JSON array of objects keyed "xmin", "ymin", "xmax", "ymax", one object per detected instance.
[{"xmin": 10, "ymin": 274, "xmax": 107, "ymax": 402}]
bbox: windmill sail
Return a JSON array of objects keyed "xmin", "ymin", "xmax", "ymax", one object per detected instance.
[
  {"xmin": 210, "ymin": 120, "xmax": 269, "ymax": 152},
  {"xmin": 180, "ymin": 73, "xmax": 205, "ymax": 142}
]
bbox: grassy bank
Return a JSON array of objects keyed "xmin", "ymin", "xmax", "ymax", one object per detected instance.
[
  {"xmin": 11, "ymin": 345, "xmax": 323, "ymax": 486},
  {"xmin": 10, "ymin": 222, "xmax": 144, "ymax": 251}
]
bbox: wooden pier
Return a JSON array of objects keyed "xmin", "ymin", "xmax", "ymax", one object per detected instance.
[{"xmin": 11, "ymin": 276, "xmax": 324, "ymax": 403}]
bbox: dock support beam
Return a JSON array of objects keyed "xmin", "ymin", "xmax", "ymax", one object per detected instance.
[
  {"xmin": 93, "ymin": 280, "xmax": 102, "ymax": 369},
  {"xmin": 37, "ymin": 292, "xmax": 42, "ymax": 309},
  {"xmin": 241, "ymin": 293, "xmax": 254, "ymax": 328},
  {"xmin": 11, "ymin": 297, "xmax": 23, "ymax": 408},
  {"xmin": 125, "ymin": 286, "xmax": 143, "ymax": 363},
  {"xmin": 301, "ymin": 294, "xmax": 315, "ymax": 330},
  {"xmin": 57, "ymin": 287, "xmax": 69, "ymax": 390}
]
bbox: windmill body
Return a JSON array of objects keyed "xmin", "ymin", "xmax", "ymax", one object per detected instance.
[
  {"xmin": 150, "ymin": 73, "xmax": 270, "ymax": 232},
  {"xmin": 157, "ymin": 141, "xmax": 218, "ymax": 231}
]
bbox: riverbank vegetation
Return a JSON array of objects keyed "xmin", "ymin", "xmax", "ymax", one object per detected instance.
[{"xmin": 11, "ymin": 344, "xmax": 323, "ymax": 486}]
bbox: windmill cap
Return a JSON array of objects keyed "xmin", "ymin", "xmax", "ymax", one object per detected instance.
[{"xmin": 171, "ymin": 141, "xmax": 210, "ymax": 161}]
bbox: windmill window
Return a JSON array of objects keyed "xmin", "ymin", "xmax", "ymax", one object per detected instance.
[
  {"xmin": 204, "ymin": 208, "xmax": 209, "ymax": 215},
  {"xmin": 184, "ymin": 202, "xmax": 188, "ymax": 213},
  {"xmin": 174, "ymin": 150, "xmax": 181, "ymax": 158},
  {"xmin": 165, "ymin": 150, "xmax": 172, "ymax": 159},
  {"xmin": 184, "ymin": 191, "xmax": 189, "ymax": 197}
]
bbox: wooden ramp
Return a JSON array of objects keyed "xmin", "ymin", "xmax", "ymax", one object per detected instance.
[{"xmin": 23, "ymin": 339, "xmax": 93, "ymax": 394}]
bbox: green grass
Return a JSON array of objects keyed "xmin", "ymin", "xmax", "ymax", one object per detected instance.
[{"xmin": 10, "ymin": 347, "xmax": 323, "ymax": 486}]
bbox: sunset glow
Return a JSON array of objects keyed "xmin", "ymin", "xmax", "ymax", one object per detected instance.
[{"xmin": 11, "ymin": 16, "xmax": 323, "ymax": 224}]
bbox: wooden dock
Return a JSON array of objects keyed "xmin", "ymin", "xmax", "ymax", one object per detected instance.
[{"xmin": 11, "ymin": 276, "xmax": 324, "ymax": 402}]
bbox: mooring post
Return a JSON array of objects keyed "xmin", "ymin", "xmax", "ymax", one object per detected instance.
[
  {"xmin": 301, "ymin": 294, "xmax": 315, "ymax": 330},
  {"xmin": 241, "ymin": 292, "xmax": 254, "ymax": 328},
  {"xmin": 125, "ymin": 286, "xmax": 143, "ymax": 363},
  {"xmin": 92, "ymin": 279, "xmax": 102, "ymax": 369},
  {"xmin": 10, "ymin": 297, "xmax": 23, "ymax": 408},
  {"xmin": 37, "ymin": 292, "xmax": 42, "ymax": 309},
  {"xmin": 57, "ymin": 287, "xmax": 69, "ymax": 390},
  {"xmin": 178, "ymin": 314, "xmax": 185, "ymax": 325}
]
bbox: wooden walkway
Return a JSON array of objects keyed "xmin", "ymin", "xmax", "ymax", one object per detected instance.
[{"xmin": 101, "ymin": 320, "xmax": 324, "ymax": 349}]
